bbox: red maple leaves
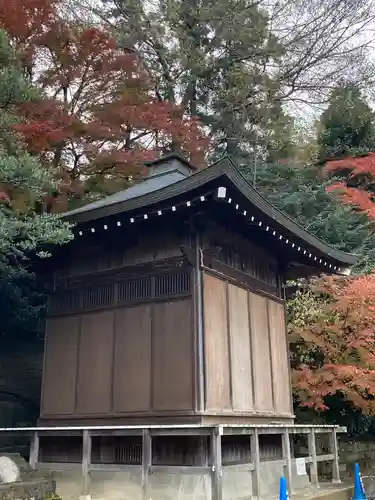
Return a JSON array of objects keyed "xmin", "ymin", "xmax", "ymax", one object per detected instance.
[
  {"xmin": 0, "ymin": 0, "xmax": 208, "ymax": 211},
  {"xmin": 293, "ymin": 147, "xmax": 375, "ymax": 412},
  {"xmin": 292, "ymin": 275, "xmax": 375, "ymax": 414},
  {"xmin": 292, "ymin": 153, "xmax": 375, "ymax": 413},
  {"xmin": 325, "ymin": 153, "xmax": 375, "ymax": 219},
  {"xmin": 325, "ymin": 152, "xmax": 375, "ymax": 177}
]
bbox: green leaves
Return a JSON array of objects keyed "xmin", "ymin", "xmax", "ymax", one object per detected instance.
[
  {"xmin": 0, "ymin": 30, "xmax": 39, "ymax": 110},
  {"xmin": 0, "ymin": 153, "xmax": 55, "ymax": 198},
  {"xmin": 0, "ymin": 30, "xmax": 72, "ymax": 339},
  {"xmin": 318, "ymin": 85, "xmax": 375, "ymax": 161},
  {"xmin": 106, "ymin": 0, "xmax": 288, "ymax": 161},
  {"xmin": 254, "ymin": 161, "xmax": 375, "ymax": 274}
]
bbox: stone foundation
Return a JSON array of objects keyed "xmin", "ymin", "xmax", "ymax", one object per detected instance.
[{"xmin": 48, "ymin": 458, "xmax": 310, "ymax": 500}]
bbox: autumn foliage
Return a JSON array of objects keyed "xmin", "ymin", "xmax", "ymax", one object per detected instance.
[
  {"xmin": 324, "ymin": 153, "xmax": 375, "ymax": 218},
  {"xmin": 290, "ymin": 275, "xmax": 375, "ymax": 414},
  {"xmin": 0, "ymin": 0, "xmax": 208, "ymax": 211},
  {"xmin": 289, "ymin": 152, "xmax": 375, "ymax": 414}
]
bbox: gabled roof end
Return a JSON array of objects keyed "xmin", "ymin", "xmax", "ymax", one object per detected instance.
[{"xmin": 145, "ymin": 153, "xmax": 197, "ymax": 177}]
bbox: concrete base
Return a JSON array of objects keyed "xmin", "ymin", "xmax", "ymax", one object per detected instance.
[
  {"xmin": 49, "ymin": 460, "xmax": 315, "ymax": 500},
  {"xmin": 52, "ymin": 472, "xmax": 353, "ymax": 500}
]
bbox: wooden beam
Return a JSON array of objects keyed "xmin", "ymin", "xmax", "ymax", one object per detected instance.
[
  {"xmin": 250, "ymin": 429, "xmax": 261, "ymax": 499},
  {"xmin": 29, "ymin": 432, "xmax": 39, "ymax": 469},
  {"xmin": 308, "ymin": 428, "xmax": 319, "ymax": 488},
  {"xmin": 305, "ymin": 454, "xmax": 334, "ymax": 463},
  {"xmin": 89, "ymin": 429, "xmax": 142, "ymax": 437},
  {"xmin": 211, "ymin": 426, "xmax": 223, "ymax": 500},
  {"xmin": 142, "ymin": 429, "xmax": 152, "ymax": 500},
  {"xmin": 0, "ymin": 423, "xmax": 347, "ymax": 433},
  {"xmin": 150, "ymin": 466, "xmax": 211, "ymax": 474},
  {"xmin": 81, "ymin": 430, "xmax": 92, "ymax": 500},
  {"xmin": 282, "ymin": 429, "xmax": 293, "ymax": 494},
  {"xmin": 37, "ymin": 462, "xmax": 81, "ymax": 471},
  {"xmin": 90, "ymin": 464, "xmax": 140, "ymax": 472},
  {"xmin": 329, "ymin": 427, "xmax": 341, "ymax": 484},
  {"xmin": 195, "ymin": 235, "xmax": 205, "ymax": 413}
]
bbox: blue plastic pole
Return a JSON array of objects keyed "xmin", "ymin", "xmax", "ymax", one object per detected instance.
[
  {"xmin": 279, "ymin": 476, "xmax": 289, "ymax": 500},
  {"xmin": 353, "ymin": 462, "xmax": 366, "ymax": 500}
]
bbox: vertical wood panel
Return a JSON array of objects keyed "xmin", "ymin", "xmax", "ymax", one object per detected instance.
[
  {"xmin": 249, "ymin": 292, "xmax": 273, "ymax": 412},
  {"xmin": 113, "ymin": 305, "xmax": 152, "ymax": 412},
  {"xmin": 228, "ymin": 284, "xmax": 253, "ymax": 411},
  {"xmin": 152, "ymin": 299, "xmax": 194, "ymax": 411},
  {"xmin": 76, "ymin": 310, "xmax": 114, "ymax": 414},
  {"xmin": 268, "ymin": 300, "xmax": 292, "ymax": 414},
  {"xmin": 41, "ymin": 316, "xmax": 80, "ymax": 415},
  {"xmin": 203, "ymin": 274, "xmax": 231, "ymax": 411}
]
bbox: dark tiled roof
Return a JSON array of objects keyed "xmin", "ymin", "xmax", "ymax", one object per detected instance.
[
  {"xmin": 65, "ymin": 170, "xmax": 186, "ymax": 218},
  {"xmin": 64, "ymin": 155, "xmax": 358, "ymax": 268}
]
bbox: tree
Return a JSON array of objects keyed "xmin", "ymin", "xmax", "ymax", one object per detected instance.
[
  {"xmin": 318, "ymin": 85, "xmax": 375, "ymax": 161},
  {"xmin": 281, "ymin": 141, "xmax": 375, "ymax": 423},
  {"xmin": 288, "ymin": 275, "xmax": 375, "ymax": 416},
  {"xmin": 0, "ymin": 0, "xmax": 208, "ymax": 211},
  {"xmin": 253, "ymin": 161, "xmax": 375, "ymax": 274},
  {"xmin": 98, "ymin": 0, "xmax": 301, "ymax": 162},
  {"xmin": 248, "ymin": 150, "xmax": 375, "ymax": 425},
  {"xmin": 67, "ymin": 0, "xmax": 375, "ymax": 164},
  {"xmin": 0, "ymin": 28, "xmax": 72, "ymax": 338},
  {"xmin": 324, "ymin": 153, "xmax": 375, "ymax": 219}
]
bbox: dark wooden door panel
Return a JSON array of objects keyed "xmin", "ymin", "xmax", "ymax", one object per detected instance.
[
  {"xmin": 113, "ymin": 305, "xmax": 152, "ymax": 412},
  {"xmin": 41, "ymin": 316, "xmax": 80, "ymax": 416},
  {"xmin": 152, "ymin": 299, "xmax": 194, "ymax": 411},
  {"xmin": 76, "ymin": 310, "xmax": 114, "ymax": 414}
]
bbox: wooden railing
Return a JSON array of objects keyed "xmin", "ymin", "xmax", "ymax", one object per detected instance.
[{"xmin": 0, "ymin": 423, "xmax": 346, "ymax": 500}]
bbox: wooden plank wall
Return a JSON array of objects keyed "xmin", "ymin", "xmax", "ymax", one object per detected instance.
[
  {"xmin": 55, "ymin": 231, "xmax": 189, "ymax": 281},
  {"xmin": 41, "ymin": 298, "xmax": 194, "ymax": 418},
  {"xmin": 203, "ymin": 273, "xmax": 292, "ymax": 416}
]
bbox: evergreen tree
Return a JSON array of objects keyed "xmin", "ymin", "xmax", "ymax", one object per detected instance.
[
  {"xmin": 0, "ymin": 30, "xmax": 72, "ymax": 339},
  {"xmin": 254, "ymin": 161, "xmax": 375, "ymax": 274},
  {"xmin": 318, "ymin": 85, "xmax": 375, "ymax": 161},
  {"xmin": 99, "ymin": 0, "xmax": 292, "ymax": 163},
  {"xmin": 80, "ymin": 0, "xmax": 375, "ymax": 164}
]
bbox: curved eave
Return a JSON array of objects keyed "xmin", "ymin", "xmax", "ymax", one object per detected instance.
[{"xmin": 64, "ymin": 156, "xmax": 358, "ymax": 268}]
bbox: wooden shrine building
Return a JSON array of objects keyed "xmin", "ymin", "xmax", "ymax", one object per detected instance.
[
  {"xmin": 21, "ymin": 154, "xmax": 357, "ymax": 499},
  {"xmin": 40, "ymin": 154, "xmax": 356, "ymax": 427}
]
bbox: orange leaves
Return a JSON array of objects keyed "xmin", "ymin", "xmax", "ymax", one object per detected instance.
[
  {"xmin": 291, "ymin": 274, "xmax": 375, "ymax": 414},
  {"xmin": 14, "ymin": 98, "xmax": 75, "ymax": 151},
  {"xmin": 0, "ymin": 0, "xmax": 208, "ymax": 210},
  {"xmin": 325, "ymin": 152, "xmax": 375, "ymax": 177},
  {"xmin": 296, "ymin": 153, "xmax": 375, "ymax": 413},
  {"xmin": 0, "ymin": 0, "xmax": 56, "ymax": 42},
  {"xmin": 326, "ymin": 182, "xmax": 375, "ymax": 220},
  {"xmin": 293, "ymin": 364, "xmax": 375, "ymax": 414},
  {"xmin": 324, "ymin": 153, "xmax": 375, "ymax": 220},
  {"xmin": 37, "ymin": 23, "xmax": 138, "ymax": 93},
  {"xmin": 0, "ymin": 0, "xmax": 57, "ymax": 70}
]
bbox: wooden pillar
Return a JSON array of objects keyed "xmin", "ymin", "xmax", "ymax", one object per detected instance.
[
  {"xmin": 142, "ymin": 429, "xmax": 152, "ymax": 500},
  {"xmin": 29, "ymin": 431, "xmax": 39, "ymax": 469},
  {"xmin": 250, "ymin": 429, "xmax": 261, "ymax": 499},
  {"xmin": 308, "ymin": 428, "xmax": 319, "ymax": 488},
  {"xmin": 211, "ymin": 426, "xmax": 223, "ymax": 500},
  {"xmin": 330, "ymin": 428, "xmax": 341, "ymax": 484},
  {"xmin": 81, "ymin": 430, "xmax": 92, "ymax": 500},
  {"xmin": 198, "ymin": 436, "xmax": 209, "ymax": 466},
  {"xmin": 282, "ymin": 429, "xmax": 293, "ymax": 494}
]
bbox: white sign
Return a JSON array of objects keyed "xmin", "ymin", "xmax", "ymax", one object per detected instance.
[{"xmin": 295, "ymin": 457, "xmax": 306, "ymax": 476}]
